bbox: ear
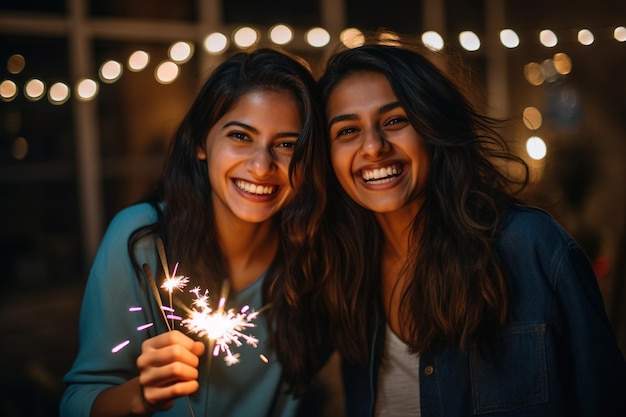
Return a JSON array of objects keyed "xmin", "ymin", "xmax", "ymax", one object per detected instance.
[{"xmin": 197, "ymin": 145, "xmax": 207, "ymax": 160}]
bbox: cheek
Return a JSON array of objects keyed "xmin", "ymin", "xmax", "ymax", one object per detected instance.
[{"xmin": 330, "ymin": 145, "xmax": 347, "ymax": 175}]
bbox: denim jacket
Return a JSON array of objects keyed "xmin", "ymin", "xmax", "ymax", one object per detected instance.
[{"xmin": 342, "ymin": 205, "xmax": 626, "ymax": 417}]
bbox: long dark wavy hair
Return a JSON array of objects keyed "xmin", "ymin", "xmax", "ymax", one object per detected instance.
[
  {"xmin": 129, "ymin": 48, "xmax": 331, "ymax": 393},
  {"xmin": 317, "ymin": 35, "xmax": 529, "ymax": 365}
]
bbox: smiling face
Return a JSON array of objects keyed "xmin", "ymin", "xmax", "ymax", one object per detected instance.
[
  {"xmin": 197, "ymin": 89, "xmax": 302, "ymax": 224},
  {"xmin": 326, "ymin": 71, "xmax": 431, "ymax": 218}
]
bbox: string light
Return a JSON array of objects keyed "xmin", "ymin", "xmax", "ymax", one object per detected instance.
[
  {"xmin": 155, "ymin": 60, "xmax": 179, "ymax": 84},
  {"xmin": 168, "ymin": 41, "xmax": 194, "ymax": 63},
  {"xmin": 76, "ymin": 78, "xmax": 98, "ymax": 101},
  {"xmin": 233, "ymin": 27, "xmax": 258, "ymax": 48},
  {"xmin": 48, "ymin": 81, "xmax": 70, "ymax": 105},
  {"xmin": 269, "ymin": 24, "xmax": 293, "ymax": 45},
  {"xmin": 99, "ymin": 60, "xmax": 123, "ymax": 83},
  {"xmin": 459, "ymin": 30, "xmax": 480, "ymax": 51},
  {"xmin": 2, "ymin": 23, "xmax": 623, "ymax": 104},
  {"xmin": 0, "ymin": 79, "xmax": 18, "ymax": 101},
  {"xmin": 539, "ymin": 29, "xmax": 558, "ymax": 47},
  {"xmin": 577, "ymin": 29, "xmax": 594, "ymax": 46},
  {"xmin": 305, "ymin": 27, "xmax": 330, "ymax": 47},
  {"xmin": 128, "ymin": 50, "xmax": 150, "ymax": 71},
  {"xmin": 340, "ymin": 28, "xmax": 364, "ymax": 48},
  {"xmin": 24, "ymin": 78, "xmax": 45, "ymax": 101},
  {"xmin": 204, "ymin": 32, "xmax": 228, "ymax": 54},
  {"xmin": 422, "ymin": 31, "xmax": 444, "ymax": 51},
  {"xmin": 500, "ymin": 29, "xmax": 520, "ymax": 48}
]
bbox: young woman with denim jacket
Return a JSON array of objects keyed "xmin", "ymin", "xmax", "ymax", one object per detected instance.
[{"xmin": 316, "ymin": 34, "xmax": 626, "ymax": 416}]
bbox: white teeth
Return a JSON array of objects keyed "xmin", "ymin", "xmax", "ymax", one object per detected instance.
[
  {"xmin": 362, "ymin": 164, "xmax": 402, "ymax": 181},
  {"xmin": 235, "ymin": 180, "xmax": 275, "ymax": 195}
]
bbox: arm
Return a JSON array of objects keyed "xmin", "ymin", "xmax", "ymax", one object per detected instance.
[
  {"xmin": 554, "ymin": 239, "xmax": 626, "ymax": 415},
  {"xmin": 60, "ymin": 205, "xmax": 203, "ymax": 417}
]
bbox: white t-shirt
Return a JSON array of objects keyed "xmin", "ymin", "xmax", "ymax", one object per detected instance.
[{"xmin": 374, "ymin": 323, "xmax": 422, "ymax": 416}]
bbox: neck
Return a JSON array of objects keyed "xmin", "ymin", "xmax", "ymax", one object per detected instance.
[
  {"xmin": 216, "ymin": 217, "xmax": 279, "ymax": 291},
  {"xmin": 376, "ymin": 211, "xmax": 413, "ymax": 259}
]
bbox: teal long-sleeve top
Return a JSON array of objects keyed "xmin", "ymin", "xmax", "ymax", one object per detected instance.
[{"xmin": 60, "ymin": 203, "xmax": 299, "ymax": 417}]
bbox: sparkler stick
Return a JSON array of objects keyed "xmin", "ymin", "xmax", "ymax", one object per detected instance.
[
  {"xmin": 142, "ymin": 263, "xmax": 172, "ymax": 332},
  {"xmin": 156, "ymin": 237, "xmax": 170, "ymax": 279},
  {"xmin": 142, "ymin": 262, "xmax": 195, "ymax": 417}
]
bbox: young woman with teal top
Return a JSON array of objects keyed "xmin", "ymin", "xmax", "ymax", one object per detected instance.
[
  {"xmin": 60, "ymin": 48, "xmax": 331, "ymax": 417},
  {"xmin": 316, "ymin": 35, "xmax": 626, "ymax": 416}
]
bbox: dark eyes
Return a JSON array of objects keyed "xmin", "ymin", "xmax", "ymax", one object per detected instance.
[
  {"xmin": 227, "ymin": 131, "xmax": 296, "ymax": 151},
  {"xmin": 228, "ymin": 131, "xmax": 250, "ymax": 142},
  {"xmin": 385, "ymin": 116, "xmax": 409, "ymax": 127},
  {"xmin": 336, "ymin": 127, "xmax": 358, "ymax": 137},
  {"xmin": 332, "ymin": 116, "xmax": 409, "ymax": 140},
  {"xmin": 276, "ymin": 141, "xmax": 296, "ymax": 150}
]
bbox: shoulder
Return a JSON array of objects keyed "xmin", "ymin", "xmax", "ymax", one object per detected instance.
[
  {"xmin": 105, "ymin": 202, "xmax": 159, "ymax": 235},
  {"xmin": 498, "ymin": 204, "xmax": 575, "ymax": 251},
  {"xmin": 496, "ymin": 204, "xmax": 591, "ymax": 285},
  {"xmin": 94, "ymin": 202, "xmax": 159, "ymax": 263}
]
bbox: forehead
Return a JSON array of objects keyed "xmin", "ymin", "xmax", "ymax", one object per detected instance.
[
  {"xmin": 326, "ymin": 71, "xmax": 397, "ymax": 115},
  {"xmin": 217, "ymin": 89, "xmax": 303, "ymax": 128}
]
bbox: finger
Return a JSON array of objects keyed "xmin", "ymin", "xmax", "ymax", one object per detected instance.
[
  {"xmin": 139, "ymin": 361, "xmax": 200, "ymax": 388},
  {"xmin": 142, "ymin": 330, "xmax": 197, "ymax": 350},
  {"xmin": 142, "ymin": 380, "xmax": 201, "ymax": 406},
  {"xmin": 138, "ymin": 339, "xmax": 203, "ymax": 370},
  {"xmin": 190, "ymin": 340, "xmax": 206, "ymax": 356}
]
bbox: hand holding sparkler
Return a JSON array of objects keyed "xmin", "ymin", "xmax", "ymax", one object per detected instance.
[{"xmin": 136, "ymin": 330, "xmax": 205, "ymax": 412}]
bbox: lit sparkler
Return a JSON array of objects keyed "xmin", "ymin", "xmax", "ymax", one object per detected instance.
[
  {"xmin": 113, "ymin": 238, "xmax": 262, "ymax": 368},
  {"xmin": 181, "ymin": 281, "xmax": 260, "ymax": 366}
]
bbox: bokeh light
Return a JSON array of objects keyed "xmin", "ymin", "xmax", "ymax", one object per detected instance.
[
  {"xmin": 522, "ymin": 106, "xmax": 543, "ymax": 130},
  {"xmin": 76, "ymin": 78, "xmax": 98, "ymax": 101},
  {"xmin": 204, "ymin": 32, "xmax": 229, "ymax": 54},
  {"xmin": 306, "ymin": 27, "xmax": 331, "ymax": 47},
  {"xmin": 524, "ymin": 62, "xmax": 545, "ymax": 86},
  {"xmin": 539, "ymin": 29, "xmax": 558, "ymax": 47},
  {"xmin": 169, "ymin": 41, "xmax": 193, "ymax": 63},
  {"xmin": 553, "ymin": 52, "xmax": 572, "ymax": 75},
  {"xmin": 541, "ymin": 58, "xmax": 559, "ymax": 83},
  {"xmin": 0, "ymin": 79, "xmax": 18, "ymax": 101},
  {"xmin": 269, "ymin": 24, "xmax": 293, "ymax": 45},
  {"xmin": 155, "ymin": 60, "xmax": 179, "ymax": 84},
  {"xmin": 340, "ymin": 28, "xmax": 364, "ymax": 49},
  {"xmin": 12, "ymin": 137, "xmax": 28, "ymax": 160},
  {"xmin": 526, "ymin": 136, "xmax": 547, "ymax": 160},
  {"xmin": 422, "ymin": 31, "xmax": 444, "ymax": 51},
  {"xmin": 7, "ymin": 54, "xmax": 25, "ymax": 74},
  {"xmin": 99, "ymin": 60, "xmax": 123, "ymax": 83},
  {"xmin": 500, "ymin": 29, "xmax": 520, "ymax": 48},
  {"xmin": 48, "ymin": 81, "xmax": 70, "ymax": 104},
  {"xmin": 128, "ymin": 50, "xmax": 150, "ymax": 71},
  {"xmin": 233, "ymin": 27, "xmax": 258, "ymax": 48},
  {"xmin": 577, "ymin": 29, "xmax": 594, "ymax": 46},
  {"xmin": 25, "ymin": 78, "xmax": 45, "ymax": 101},
  {"xmin": 459, "ymin": 31, "xmax": 480, "ymax": 51}
]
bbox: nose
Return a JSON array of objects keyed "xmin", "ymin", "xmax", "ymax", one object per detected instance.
[
  {"xmin": 246, "ymin": 145, "xmax": 275, "ymax": 177},
  {"xmin": 360, "ymin": 126, "xmax": 390, "ymax": 158}
]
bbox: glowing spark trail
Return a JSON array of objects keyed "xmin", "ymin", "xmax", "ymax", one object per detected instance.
[{"xmin": 112, "ymin": 340, "xmax": 130, "ymax": 353}]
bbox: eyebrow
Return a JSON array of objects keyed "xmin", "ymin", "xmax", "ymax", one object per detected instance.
[
  {"xmin": 327, "ymin": 101, "xmax": 403, "ymax": 130},
  {"xmin": 223, "ymin": 121, "xmax": 300, "ymax": 138}
]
